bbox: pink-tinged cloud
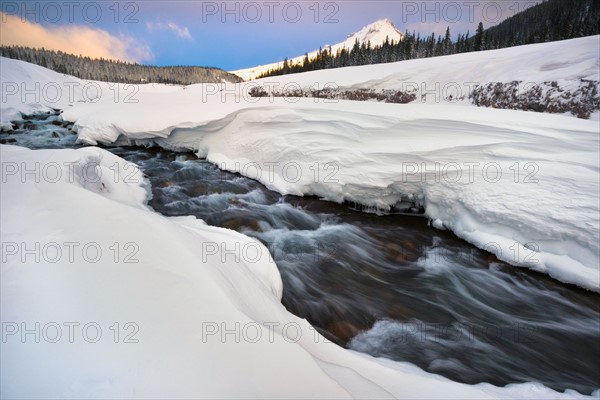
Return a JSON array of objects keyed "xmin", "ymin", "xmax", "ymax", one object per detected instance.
[
  {"xmin": 146, "ymin": 21, "xmax": 192, "ymax": 40},
  {"xmin": 0, "ymin": 13, "xmax": 154, "ymax": 63}
]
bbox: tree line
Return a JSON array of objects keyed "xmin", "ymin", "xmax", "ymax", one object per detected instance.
[{"xmin": 0, "ymin": 46, "xmax": 244, "ymax": 85}]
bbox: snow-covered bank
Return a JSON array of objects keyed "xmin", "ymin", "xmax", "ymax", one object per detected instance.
[
  {"xmin": 3, "ymin": 144, "xmax": 588, "ymax": 399},
  {"xmin": 128, "ymin": 104, "xmax": 599, "ymax": 292},
  {"xmin": 55, "ymin": 88, "xmax": 600, "ymax": 291}
]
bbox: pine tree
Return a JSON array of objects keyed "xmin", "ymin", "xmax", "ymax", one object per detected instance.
[
  {"xmin": 443, "ymin": 27, "xmax": 452, "ymax": 55},
  {"xmin": 474, "ymin": 22, "xmax": 485, "ymax": 51}
]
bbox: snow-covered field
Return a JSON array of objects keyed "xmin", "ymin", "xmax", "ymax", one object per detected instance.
[
  {"xmin": 247, "ymin": 35, "xmax": 599, "ymax": 97},
  {"xmin": 1, "ymin": 35, "xmax": 599, "ymax": 398}
]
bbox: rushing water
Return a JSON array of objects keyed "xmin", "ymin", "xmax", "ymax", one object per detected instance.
[{"xmin": 3, "ymin": 112, "xmax": 599, "ymax": 394}]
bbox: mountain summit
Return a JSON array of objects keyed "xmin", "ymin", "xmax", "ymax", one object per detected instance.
[
  {"xmin": 342, "ymin": 19, "xmax": 404, "ymax": 49},
  {"xmin": 231, "ymin": 19, "xmax": 404, "ymax": 80}
]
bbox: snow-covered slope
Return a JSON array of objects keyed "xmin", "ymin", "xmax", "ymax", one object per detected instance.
[
  {"xmin": 3, "ymin": 144, "xmax": 586, "ymax": 399},
  {"xmin": 0, "ymin": 57, "xmax": 82, "ymax": 127},
  {"xmin": 248, "ymin": 35, "xmax": 599, "ymax": 117},
  {"xmin": 252, "ymin": 35, "xmax": 598, "ymax": 89},
  {"xmin": 230, "ymin": 19, "xmax": 404, "ymax": 80}
]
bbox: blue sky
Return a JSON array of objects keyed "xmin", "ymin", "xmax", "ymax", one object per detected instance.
[{"xmin": 1, "ymin": 1, "xmax": 541, "ymax": 70}]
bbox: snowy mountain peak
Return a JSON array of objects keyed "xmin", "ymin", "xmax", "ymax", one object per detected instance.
[
  {"xmin": 345, "ymin": 19, "xmax": 404, "ymax": 45},
  {"xmin": 230, "ymin": 19, "xmax": 404, "ymax": 80}
]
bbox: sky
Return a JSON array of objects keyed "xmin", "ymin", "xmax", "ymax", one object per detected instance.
[{"xmin": 0, "ymin": 1, "xmax": 541, "ymax": 70}]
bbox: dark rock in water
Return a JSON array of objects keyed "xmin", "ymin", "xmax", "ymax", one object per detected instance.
[
  {"xmin": 222, "ymin": 217, "xmax": 266, "ymax": 233},
  {"xmin": 387, "ymin": 303, "xmax": 411, "ymax": 320},
  {"xmin": 187, "ymin": 184, "xmax": 209, "ymax": 197},
  {"xmin": 326, "ymin": 320, "xmax": 361, "ymax": 344},
  {"xmin": 51, "ymin": 131, "xmax": 61, "ymax": 138},
  {"xmin": 391, "ymin": 201, "xmax": 414, "ymax": 213},
  {"xmin": 243, "ymin": 220, "xmax": 265, "ymax": 232},
  {"xmin": 159, "ymin": 181, "xmax": 176, "ymax": 188},
  {"xmin": 23, "ymin": 122, "xmax": 40, "ymax": 130},
  {"xmin": 221, "ymin": 218, "xmax": 244, "ymax": 231},
  {"xmin": 176, "ymin": 153, "xmax": 198, "ymax": 161},
  {"xmin": 0, "ymin": 138, "xmax": 17, "ymax": 144},
  {"xmin": 50, "ymin": 120, "xmax": 63, "ymax": 126},
  {"xmin": 384, "ymin": 242, "xmax": 408, "ymax": 262}
]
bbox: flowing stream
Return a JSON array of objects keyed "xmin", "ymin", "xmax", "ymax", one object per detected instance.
[{"xmin": 3, "ymin": 111, "xmax": 599, "ymax": 394}]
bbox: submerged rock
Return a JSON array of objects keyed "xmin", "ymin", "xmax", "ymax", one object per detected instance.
[
  {"xmin": 326, "ymin": 320, "xmax": 361, "ymax": 344},
  {"xmin": 23, "ymin": 122, "xmax": 40, "ymax": 130}
]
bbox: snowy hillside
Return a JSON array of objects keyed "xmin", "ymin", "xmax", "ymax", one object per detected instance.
[
  {"xmin": 230, "ymin": 19, "xmax": 404, "ymax": 80},
  {"xmin": 249, "ymin": 35, "xmax": 600, "ymax": 118}
]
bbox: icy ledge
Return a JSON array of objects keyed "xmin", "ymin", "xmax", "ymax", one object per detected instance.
[{"xmin": 4, "ymin": 144, "xmax": 591, "ymax": 399}]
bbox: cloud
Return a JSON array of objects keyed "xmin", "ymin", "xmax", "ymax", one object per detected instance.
[
  {"xmin": 146, "ymin": 21, "xmax": 192, "ymax": 40},
  {"xmin": 0, "ymin": 12, "xmax": 153, "ymax": 63}
]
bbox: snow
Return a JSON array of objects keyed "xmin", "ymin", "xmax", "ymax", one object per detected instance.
[
  {"xmin": 230, "ymin": 19, "xmax": 404, "ymax": 80},
  {"xmin": 1, "ymin": 35, "xmax": 599, "ymax": 397},
  {"xmin": 3, "ymin": 144, "xmax": 589, "ymax": 399}
]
